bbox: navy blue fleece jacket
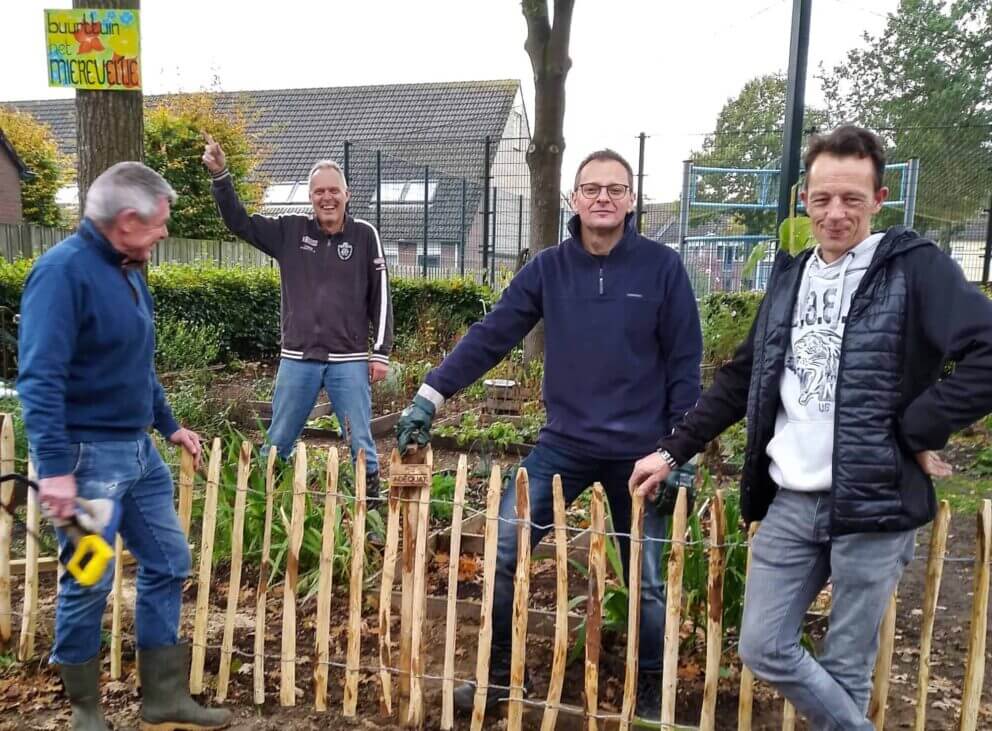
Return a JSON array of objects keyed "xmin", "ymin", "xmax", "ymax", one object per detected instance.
[
  {"xmin": 17, "ymin": 219, "xmax": 179, "ymax": 478},
  {"xmin": 424, "ymin": 214, "xmax": 703, "ymax": 460}
]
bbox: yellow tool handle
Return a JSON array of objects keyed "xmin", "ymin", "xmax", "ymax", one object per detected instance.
[{"xmin": 63, "ymin": 523, "xmax": 114, "ymax": 587}]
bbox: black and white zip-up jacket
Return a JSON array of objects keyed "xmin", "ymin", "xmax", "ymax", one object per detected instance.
[{"xmin": 210, "ymin": 169, "xmax": 393, "ymax": 365}]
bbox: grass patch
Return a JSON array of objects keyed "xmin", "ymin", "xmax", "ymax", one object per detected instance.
[{"xmin": 935, "ymin": 474, "xmax": 992, "ymax": 515}]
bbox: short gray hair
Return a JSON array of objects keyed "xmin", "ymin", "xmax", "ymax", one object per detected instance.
[
  {"xmin": 84, "ymin": 162, "xmax": 177, "ymax": 225},
  {"xmin": 308, "ymin": 159, "xmax": 348, "ymax": 190}
]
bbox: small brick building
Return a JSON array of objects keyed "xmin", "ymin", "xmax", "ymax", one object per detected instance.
[{"xmin": 0, "ymin": 130, "xmax": 29, "ymax": 224}]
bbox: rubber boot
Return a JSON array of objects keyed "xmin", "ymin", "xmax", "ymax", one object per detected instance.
[
  {"xmin": 635, "ymin": 670, "xmax": 663, "ymax": 721},
  {"xmin": 452, "ymin": 647, "xmax": 530, "ymax": 717},
  {"xmin": 138, "ymin": 643, "xmax": 232, "ymax": 730},
  {"xmin": 59, "ymin": 656, "xmax": 110, "ymax": 731}
]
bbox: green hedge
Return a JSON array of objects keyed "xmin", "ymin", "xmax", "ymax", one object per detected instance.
[
  {"xmin": 0, "ymin": 259, "xmax": 495, "ymax": 362},
  {"xmin": 700, "ymin": 291, "xmax": 764, "ymax": 365},
  {"xmin": 9, "ymin": 256, "xmax": 987, "ymax": 370}
]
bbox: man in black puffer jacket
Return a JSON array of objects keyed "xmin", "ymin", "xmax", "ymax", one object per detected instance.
[{"xmin": 630, "ymin": 125, "xmax": 992, "ymax": 731}]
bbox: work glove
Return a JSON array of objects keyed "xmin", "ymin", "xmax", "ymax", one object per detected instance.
[
  {"xmin": 396, "ymin": 394, "xmax": 436, "ymax": 455},
  {"xmin": 652, "ymin": 461, "xmax": 696, "ymax": 518}
]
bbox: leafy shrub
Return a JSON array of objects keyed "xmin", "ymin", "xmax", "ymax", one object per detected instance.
[
  {"xmin": 0, "ymin": 259, "xmax": 495, "ymax": 366},
  {"xmin": 700, "ymin": 291, "xmax": 764, "ymax": 366},
  {"xmin": 0, "ymin": 108, "xmax": 72, "ymax": 227},
  {"xmin": 165, "ymin": 375, "xmax": 232, "ymax": 435},
  {"xmin": 156, "ymin": 319, "xmax": 223, "ymax": 372},
  {"xmin": 145, "ymin": 92, "xmax": 266, "ymax": 240},
  {"xmin": 390, "ymin": 277, "xmax": 494, "ymax": 357},
  {"xmin": 429, "ymin": 473, "xmax": 456, "ymax": 522},
  {"xmin": 435, "ymin": 412, "xmax": 542, "ymax": 450}
]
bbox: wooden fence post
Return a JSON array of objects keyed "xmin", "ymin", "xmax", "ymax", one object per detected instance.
[
  {"xmin": 17, "ymin": 460, "xmax": 39, "ymax": 661},
  {"xmin": 540, "ymin": 475, "xmax": 569, "ymax": 731},
  {"xmin": 406, "ymin": 447, "xmax": 433, "ymax": 727},
  {"xmin": 254, "ymin": 446, "xmax": 277, "ymax": 705},
  {"xmin": 914, "ymin": 500, "xmax": 950, "ymax": 731},
  {"xmin": 344, "ymin": 450, "xmax": 368, "ymax": 717},
  {"xmin": 190, "ymin": 438, "xmax": 221, "ymax": 694},
  {"xmin": 737, "ymin": 521, "xmax": 761, "ymax": 730},
  {"xmin": 441, "ymin": 455, "xmax": 469, "ymax": 729},
  {"xmin": 959, "ymin": 500, "xmax": 991, "ymax": 731},
  {"xmin": 507, "ymin": 468, "xmax": 531, "ymax": 731},
  {"xmin": 868, "ymin": 592, "xmax": 898, "ymax": 729},
  {"xmin": 379, "ymin": 462, "xmax": 403, "ymax": 716},
  {"xmin": 0, "ymin": 414, "xmax": 14, "ymax": 643},
  {"xmin": 782, "ymin": 700, "xmax": 797, "ymax": 730},
  {"xmin": 700, "ymin": 490, "xmax": 726, "ymax": 730},
  {"xmin": 470, "ymin": 464, "xmax": 502, "ymax": 731},
  {"xmin": 314, "ymin": 448, "xmax": 339, "ymax": 712},
  {"xmin": 586, "ymin": 483, "xmax": 606, "ymax": 731},
  {"xmin": 110, "ymin": 536, "xmax": 124, "ymax": 679},
  {"xmin": 620, "ymin": 492, "xmax": 645, "ymax": 730},
  {"xmin": 661, "ymin": 487, "xmax": 688, "ymax": 725},
  {"xmin": 280, "ymin": 443, "xmax": 308, "ymax": 706},
  {"xmin": 178, "ymin": 446, "xmax": 195, "ymax": 538},
  {"xmin": 217, "ymin": 441, "xmax": 251, "ymax": 702},
  {"xmin": 399, "ymin": 471, "xmax": 415, "ymax": 722}
]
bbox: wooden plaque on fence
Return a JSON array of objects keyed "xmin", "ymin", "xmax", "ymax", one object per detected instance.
[{"xmin": 389, "ymin": 447, "xmax": 432, "ymax": 489}]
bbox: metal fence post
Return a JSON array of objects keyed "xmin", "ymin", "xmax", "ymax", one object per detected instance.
[
  {"xmin": 636, "ymin": 132, "xmax": 646, "ymax": 233},
  {"xmin": 423, "ymin": 166, "xmax": 430, "ymax": 279},
  {"xmin": 460, "ymin": 178, "xmax": 467, "ymax": 277},
  {"xmin": 982, "ymin": 191, "xmax": 992, "ymax": 285},
  {"xmin": 482, "ymin": 135, "xmax": 492, "ymax": 284},
  {"xmin": 679, "ymin": 160, "xmax": 692, "ymax": 261},
  {"xmin": 343, "ymin": 140, "xmax": 351, "ymax": 185},
  {"xmin": 376, "ymin": 149, "xmax": 382, "ymax": 233},
  {"xmin": 777, "ymin": 0, "xmax": 813, "ymax": 227},
  {"xmin": 904, "ymin": 157, "xmax": 920, "ymax": 228},
  {"xmin": 517, "ymin": 195, "xmax": 524, "ymax": 258},
  {"xmin": 491, "ymin": 185, "xmax": 498, "ymax": 284}
]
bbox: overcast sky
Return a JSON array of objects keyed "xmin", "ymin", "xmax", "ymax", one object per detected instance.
[{"xmin": 5, "ymin": 0, "xmax": 897, "ymax": 199}]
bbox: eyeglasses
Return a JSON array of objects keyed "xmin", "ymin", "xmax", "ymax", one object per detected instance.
[{"xmin": 577, "ymin": 183, "xmax": 630, "ymax": 200}]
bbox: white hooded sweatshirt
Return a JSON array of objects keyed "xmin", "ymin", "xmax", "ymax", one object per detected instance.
[{"xmin": 766, "ymin": 232, "xmax": 885, "ymax": 491}]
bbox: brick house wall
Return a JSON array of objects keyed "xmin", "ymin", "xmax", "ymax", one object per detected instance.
[{"xmin": 0, "ymin": 149, "xmax": 23, "ymax": 224}]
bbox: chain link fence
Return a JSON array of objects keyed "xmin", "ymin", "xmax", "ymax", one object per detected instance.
[{"xmin": 634, "ymin": 123, "xmax": 991, "ymax": 296}]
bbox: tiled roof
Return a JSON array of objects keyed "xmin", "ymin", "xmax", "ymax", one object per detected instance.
[
  {"xmin": 4, "ymin": 80, "xmax": 520, "ymax": 182},
  {"xmin": 4, "ymin": 80, "xmax": 524, "ymax": 245}
]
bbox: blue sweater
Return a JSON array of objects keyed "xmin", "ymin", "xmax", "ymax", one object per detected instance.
[
  {"xmin": 426, "ymin": 215, "xmax": 703, "ymax": 460},
  {"xmin": 17, "ymin": 219, "xmax": 179, "ymax": 478}
]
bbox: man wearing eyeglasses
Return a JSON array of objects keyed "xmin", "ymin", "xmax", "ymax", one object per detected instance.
[{"xmin": 396, "ymin": 150, "xmax": 703, "ymax": 720}]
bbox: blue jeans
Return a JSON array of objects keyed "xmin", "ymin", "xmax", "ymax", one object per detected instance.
[
  {"xmin": 44, "ymin": 435, "xmax": 191, "ymax": 665},
  {"xmin": 492, "ymin": 443, "xmax": 669, "ymax": 672},
  {"xmin": 266, "ymin": 358, "xmax": 379, "ymax": 474},
  {"xmin": 739, "ymin": 488, "xmax": 916, "ymax": 731}
]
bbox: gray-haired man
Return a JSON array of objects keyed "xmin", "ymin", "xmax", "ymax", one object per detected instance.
[
  {"xmin": 203, "ymin": 136, "xmax": 393, "ymax": 495},
  {"xmin": 17, "ymin": 162, "xmax": 231, "ymax": 730}
]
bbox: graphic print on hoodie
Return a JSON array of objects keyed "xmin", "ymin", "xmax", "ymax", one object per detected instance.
[{"xmin": 766, "ymin": 232, "xmax": 884, "ymax": 491}]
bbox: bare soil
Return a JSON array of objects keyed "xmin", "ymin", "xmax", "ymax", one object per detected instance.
[{"xmin": 2, "ymin": 417, "xmax": 991, "ymax": 729}]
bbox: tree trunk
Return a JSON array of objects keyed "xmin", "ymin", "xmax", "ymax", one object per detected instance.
[
  {"xmin": 74, "ymin": 0, "xmax": 143, "ymax": 214},
  {"xmin": 521, "ymin": 0, "xmax": 574, "ymax": 361}
]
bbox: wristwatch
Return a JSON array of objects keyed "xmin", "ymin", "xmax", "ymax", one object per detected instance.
[{"xmin": 656, "ymin": 448, "xmax": 679, "ymax": 470}]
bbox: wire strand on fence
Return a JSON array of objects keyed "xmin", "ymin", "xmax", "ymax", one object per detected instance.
[{"xmin": 164, "ymin": 474, "xmax": 992, "ymax": 563}]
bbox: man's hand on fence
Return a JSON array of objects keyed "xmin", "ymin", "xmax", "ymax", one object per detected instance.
[
  {"xmin": 396, "ymin": 395, "xmax": 435, "ymax": 456},
  {"xmin": 201, "ymin": 131, "xmax": 226, "ymax": 175},
  {"xmin": 369, "ymin": 361, "xmax": 389, "ymax": 384},
  {"xmin": 39, "ymin": 474, "xmax": 77, "ymax": 521},
  {"xmin": 916, "ymin": 450, "xmax": 953, "ymax": 478},
  {"xmin": 629, "ymin": 452, "xmax": 672, "ymax": 501},
  {"xmin": 170, "ymin": 427, "xmax": 203, "ymax": 471}
]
